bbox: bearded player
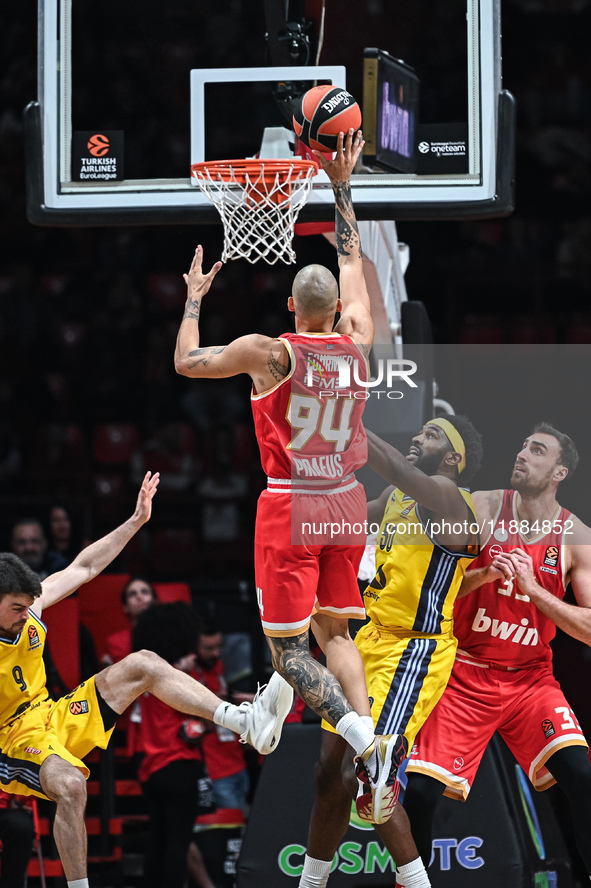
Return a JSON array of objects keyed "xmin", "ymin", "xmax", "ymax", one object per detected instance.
[
  {"xmin": 299, "ymin": 416, "xmax": 482, "ymax": 888},
  {"xmin": 404, "ymin": 422, "xmax": 591, "ymax": 880}
]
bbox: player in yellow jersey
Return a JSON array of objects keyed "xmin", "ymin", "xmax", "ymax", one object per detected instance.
[
  {"xmin": 298, "ymin": 415, "xmax": 482, "ymax": 888},
  {"xmin": 0, "ymin": 472, "xmax": 293, "ymax": 888}
]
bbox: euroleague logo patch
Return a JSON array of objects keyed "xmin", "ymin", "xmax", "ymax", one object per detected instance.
[
  {"xmin": 400, "ymin": 501, "xmax": 416, "ymax": 519},
  {"xmin": 28, "ymin": 625, "xmax": 41, "ymax": 648},
  {"xmin": 453, "ymin": 756, "xmax": 464, "ymax": 771},
  {"xmin": 544, "ymin": 546, "xmax": 558, "ymax": 567},
  {"xmin": 69, "ymin": 700, "xmax": 89, "ymax": 715},
  {"xmin": 87, "ymin": 134, "xmax": 110, "ymax": 157},
  {"xmin": 542, "ymin": 718, "xmax": 555, "ymax": 739}
]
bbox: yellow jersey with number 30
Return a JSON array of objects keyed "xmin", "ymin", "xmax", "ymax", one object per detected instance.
[
  {"xmin": 0, "ymin": 611, "xmax": 48, "ymax": 728},
  {"xmin": 364, "ymin": 487, "xmax": 479, "ymax": 635}
]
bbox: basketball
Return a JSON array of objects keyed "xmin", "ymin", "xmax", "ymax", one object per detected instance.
[{"xmin": 293, "ymin": 85, "xmax": 362, "ymax": 152}]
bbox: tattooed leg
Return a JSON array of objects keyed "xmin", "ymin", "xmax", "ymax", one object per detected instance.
[
  {"xmin": 267, "ymin": 632, "xmax": 353, "ymax": 727},
  {"xmin": 311, "ymin": 613, "xmax": 371, "ymax": 717}
]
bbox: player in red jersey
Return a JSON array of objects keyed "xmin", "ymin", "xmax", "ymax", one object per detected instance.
[
  {"xmin": 175, "ymin": 129, "xmax": 406, "ymax": 824},
  {"xmin": 402, "ymin": 422, "xmax": 591, "ymax": 881}
]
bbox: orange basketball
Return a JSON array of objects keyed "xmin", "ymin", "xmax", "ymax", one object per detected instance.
[{"xmin": 293, "ymin": 85, "xmax": 362, "ymax": 152}]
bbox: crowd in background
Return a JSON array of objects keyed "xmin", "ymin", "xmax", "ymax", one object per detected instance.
[
  {"xmin": 0, "ymin": 0, "xmax": 590, "ymax": 535},
  {"xmin": 1, "ymin": 0, "xmax": 591, "ymax": 882}
]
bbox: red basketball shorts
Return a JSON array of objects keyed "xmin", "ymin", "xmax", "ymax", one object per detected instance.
[
  {"xmin": 406, "ymin": 654, "xmax": 588, "ymax": 798},
  {"xmin": 254, "ymin": 485, "xmax": 366, "ymax": 637}
]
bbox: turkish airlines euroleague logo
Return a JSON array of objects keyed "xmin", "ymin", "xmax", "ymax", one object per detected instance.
[
  {"xmin": 87, "ymin": 134, "xmax": 110, "ymax": 157},
  {"xmin": 73, "ymin": 129, "xmax": 122, "ymax": 181}
]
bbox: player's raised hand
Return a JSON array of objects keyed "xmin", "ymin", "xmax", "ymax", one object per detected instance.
[
  {"xmin": 313, "ymin": 128, "xmax": 364, "ymax": 181},
  {"xmin": 133, "ymin": 471, "xmax": 160, "ymax": 525},
  {"xmin": 183, "ymin": 245, "xmax": 223, "ymax": 302}
]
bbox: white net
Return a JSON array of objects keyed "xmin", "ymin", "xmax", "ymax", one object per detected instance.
[{"xmin": 191, "ymin": 159, "xmax": 317, "ymax": 265}]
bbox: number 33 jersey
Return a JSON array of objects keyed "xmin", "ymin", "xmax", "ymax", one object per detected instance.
[
  {"xmin": 0, "ymin": 611, "xmax": 48, "ymax": 728},
  {"xmin": 251, "ymin": 332, "xmax": 368, "ymax": 482},
  {"xmin": 453, "ymin": 488, "xmax": 573, "ymax": 669}
]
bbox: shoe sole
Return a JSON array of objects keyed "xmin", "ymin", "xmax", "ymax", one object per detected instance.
[
  {"xmin": 356, "ymin": 778, "xmax": 401, "ymax": 823},
  {"xmin": 371, "ymin": 736, "xmax": 397, "ymax": 823},
  {"xmin": 254, "ymin": 673, "xmax": 294, "ymax": 755},
  {"xmin": 365, "ymin": 734, "xmax": 408, "ymax": 824}
]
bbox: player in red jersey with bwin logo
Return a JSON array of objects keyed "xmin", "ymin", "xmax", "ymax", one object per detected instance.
[
  {"xmin": 402, "ymin": 422, "xmax": 591, "ymax": 881},
  {"xmin": 175, "ymin": 129, "xmax": 407, "ymax": 828}
]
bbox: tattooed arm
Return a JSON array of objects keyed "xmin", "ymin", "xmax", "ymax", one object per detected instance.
[
  {"xmin": 313, "ymin": 129, "xmax": 373, "ymax": 356},
  {"xmin": 174, "ymin": 245, "xmax": 290, "ymax": 390}
]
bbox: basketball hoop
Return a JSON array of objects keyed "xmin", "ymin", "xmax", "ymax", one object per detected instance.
[{"xmin": 191, "ymin": 159, "xmax": 318, "ymax": 265}]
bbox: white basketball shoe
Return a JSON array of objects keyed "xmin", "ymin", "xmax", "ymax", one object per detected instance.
[{"xmin": 239, "ymin": 671, "xmax": 294, "ymax": 755}]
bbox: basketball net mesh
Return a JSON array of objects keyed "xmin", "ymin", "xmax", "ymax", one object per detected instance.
[{"xmin": 191, "ymin": 159, "xmax": 317, "ymax": 265}]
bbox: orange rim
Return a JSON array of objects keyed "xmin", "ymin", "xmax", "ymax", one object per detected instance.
[{"xmin": 191, "ymin": 158, "xmax": 318, "ymax": 185}]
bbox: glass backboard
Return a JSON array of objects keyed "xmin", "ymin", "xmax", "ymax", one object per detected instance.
[{"xmin": 25, "ymin": 0, "xmax": 515, "ymax": 226}]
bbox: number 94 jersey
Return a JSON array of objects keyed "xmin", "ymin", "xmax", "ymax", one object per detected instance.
[
  {"xmin": 0, "ymin": 611, "xmax": 48, "ymax": 728},
  {"xmin": 251, "ymin": 332, "xmax": 368, "ymax": 482},
  {"xmin": 453, "ymin": 488, "xmax": 572, "ymax": 669}
]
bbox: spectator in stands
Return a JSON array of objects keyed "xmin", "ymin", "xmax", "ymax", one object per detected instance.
[
  {"xmin": 45, "ymin": 502, "xmax": 99, "ymax": 680},
  {"xmin": 194, "ymin": 620, "xmax": 250, "ymax": 812},
  {"xmin": 46, "ymin": 501, "xmax": 87, "ymax": 565},
  {"xmin": 10, "ymin": 518, "xmax": 67, "ymax": 581},
  {"xmin": 0, "ymin": 790, "xmax": 35, "ymax": 888},
  {"xmin": 101, "ymin": 577, "xmax": 159, "ymax": 762},
  {"xmin": 133, "ymin": 602, "xmax": 215, "ymax": 888},
  {"xmin": 10, "ymin": 517, "xmax": 76, "ymax": 694},
  {"xmin": 102, "ymin": 577, "xmax": 158, "ymax": 666},
  {"xmin": 188, "ymin": 621, "xmax": 251, "ymax": 888}
]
